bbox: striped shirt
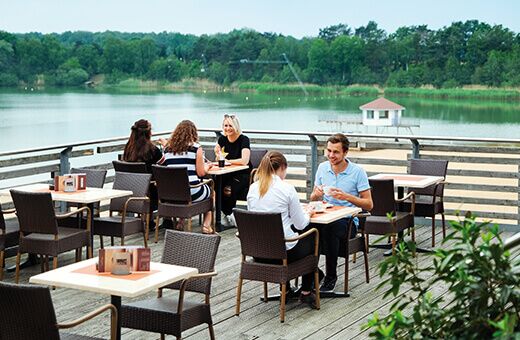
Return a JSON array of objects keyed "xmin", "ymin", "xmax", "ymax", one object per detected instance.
[{"xmin": 158, "ymin": 143, "xmax": 210, "ymax": 202}]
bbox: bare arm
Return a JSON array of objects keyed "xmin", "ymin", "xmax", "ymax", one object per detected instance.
[
  {"xmin": 310, "ymin": 185, "xmax": 324, "ymax": 201},
  {"xmin": 196, "ymin": 148, "xmax": 213, "ymax": 177},
  {"xmin": 329, "ymin": 188, "xmax": 373, "ymax": 211},
  {"xmin": 229, "ymin": 148, "xmax": 250, "ymax": 165}
]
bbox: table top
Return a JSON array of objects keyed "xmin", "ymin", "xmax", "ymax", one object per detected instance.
[
  {"xmin": 29, "ymin": 257, "xmax": 198, "ymax": 298},
  {"xmin": 369, "ymin": 173, "xmax": 444, "ymax": 189},
  {"xmin": 207, "ymin": 164, "xmax": 249, "ymax": 176},
  {"xmin": 1, "ymin": 184, "xmax": 133, "ymax": 204},
  {"xmin": 306, "ymin": 205, "xmax": 362, "ymax": 224}
]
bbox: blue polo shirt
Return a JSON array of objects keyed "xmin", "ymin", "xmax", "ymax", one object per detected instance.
[{"xmin": 314, "ymin": 159, "xmax": 370, "ymax": 207}]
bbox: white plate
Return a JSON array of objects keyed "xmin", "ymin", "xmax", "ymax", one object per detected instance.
[{"xmin": 324, "ymin": 203, "xmax": 334, "ymax": 208}]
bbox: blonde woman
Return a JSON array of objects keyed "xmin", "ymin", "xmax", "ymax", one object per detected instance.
[
  {"xmin": 247, "ymin": 151, "xmax": 321, "ymax": 308},
  {"xmin": 158, "ymin": 120, "xmax": 214, "ymax": 233},
  {"xmin": 214, "ymin": 114, "xmax": 251, "ymax": 226}
]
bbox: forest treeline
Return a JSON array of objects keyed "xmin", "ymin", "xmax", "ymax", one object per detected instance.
[{"xmin": 0, "ymin": 20, "xmax": 519, "ymax": 88}]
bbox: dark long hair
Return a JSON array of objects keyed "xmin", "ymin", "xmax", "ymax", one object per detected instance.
[{"xmin": 123, "ymin": 119, "xmax": 155, "ymax": 162}]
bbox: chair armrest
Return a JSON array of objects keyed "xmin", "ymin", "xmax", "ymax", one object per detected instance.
[
  {"xmin": 177, "ymin": 272, "xmax": 218, "ymax": 313},
  {"xmin": 121, "ymin": 197, "xmax": 150, "ymax": 220},
  {"xmin": 1, "ymin": 208, "xmax": 15, "ymax": 214},
  {"xmin": 396, "ymin": 191, "xmax": 415, "ymax": 215},
  {"xmin": 55, "ymin": 206, "xmax": 91, "ymax": 219},
  {"xmin": 431, "ymin": 181, "xmax": 448, "ymax": 202},
  {"xmin": 285, "ymin": 228, "xmax": 320, "ymax": 256},
  {"xmin": 57, "ymin": 303, "xmax": 118, "ymax": 340},
  {"xmin": 191, "ymin": 178, "xmax": 214, "ymax": 190}
]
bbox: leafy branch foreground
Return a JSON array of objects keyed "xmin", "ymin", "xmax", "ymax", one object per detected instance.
[{"xmin": 365, "ymin": 214, "xmax": 520, "ymax": 339}]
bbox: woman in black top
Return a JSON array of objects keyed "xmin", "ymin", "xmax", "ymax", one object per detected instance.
[
  {"xmin": 123, "ymin": 119, "xmax": 162, "ymax": 172},
  {"xmin": 214, "ymin": 114, "xmax": 251, "ymax": 226}
]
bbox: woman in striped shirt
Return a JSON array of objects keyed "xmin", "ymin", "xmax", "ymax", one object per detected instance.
[{"xmin": 158, "ymin": 120, "xmax": 214, "ymax": 233}]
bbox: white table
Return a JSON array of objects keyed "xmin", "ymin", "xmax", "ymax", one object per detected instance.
[
  {"xmin": 207, "ymin": 164, "xmax": 249, "ymax": 231},
  {"xmin": 2, "ymin": 183, "xmax": 133, "ymax": 260},
  {"xmin": 30, "ymin": 257, "xmax": 198, "ymax": 340},
  {"xmin": 305, "ymin": 205, "xmax": 362, "ymax": 225}
]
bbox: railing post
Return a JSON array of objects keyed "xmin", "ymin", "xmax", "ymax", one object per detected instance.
[
  {"xmin": 309, "ymin": 135, "xmax": 318, "ymax": 194},
  {"xmin": 517, "ymin": 161, "xmax": 520, "ymax": 229},
  {"xmin": 60, "ymin": 146, "xmax": 72, "ymax": 175},
  {"xmin": 411, "ymin": 138, "xmax": 420, "ymax": 159}
]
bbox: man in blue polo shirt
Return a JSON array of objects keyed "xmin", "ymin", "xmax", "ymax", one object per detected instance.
[{"xmin": 310, "ymin": 133, "xmax": 373, "ymax": 292}]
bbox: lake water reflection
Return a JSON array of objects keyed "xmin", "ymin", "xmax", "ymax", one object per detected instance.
[{"xmin": 0, "ymin": 88, "xmax": 519, "ymax": 152}]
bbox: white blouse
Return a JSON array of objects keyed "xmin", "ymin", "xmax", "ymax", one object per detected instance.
[{"xmin": 247, "ymin": 175, "xmax": 310, "ymax": 250}]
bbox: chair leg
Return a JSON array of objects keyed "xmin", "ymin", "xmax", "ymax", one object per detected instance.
[
  {"xmin": 187, "ymin": 218, "xmax": 192, "ymax": 232},
  {"xmin": 99, "ymin": 235, "xmax": 104, "ymax": 249},
  {"xmin": 314, "ymin": 270, "xmax": 321, "ymax": 310},
  {"xmin": 77, "ymin": 248, "xmax": 82, "ymax": 262},
  {"xmin": 15, "ymin": 251, "xmax": 21, "ymax": 284},
  {"xmin": 411, "ymin": 226, "xmax": 416, "ymax": 242},
  {"xmin": 391, "ymin": 234, "xmax": 397, "ymax": 255},
  {"xmin": 110, "ymin": 236, "xmax": 115, "ymax": 246},
  {"xmin": 160, "ymin": 335, "xmax": 165, "ymax": 340},
  {"xmin": 263, "ymin": 282, "xmax": 268, "ymax": 302},
  {"xmin": 280, "ymin": 283, "xmax": 286, "ymax": 323},
  {"xmin": 431, "ymin": 215, "xmax": 436, "ymax": 247},
  {"xmin": 366, "ymin": 234, "xmax": 369, "ymax": 253},
  {"xmin": 121, "ymin": 236, "xmax": 125, "ymax": 246},
  {"xmin": 345, "ymin": 254, "xmax": 350, "ymax": 294},
  {"xmin": 154, "ymin": 215, "xmax": 160, "ymax": 243},
  {"xmin": 44, "ymin": 256, "xmax": 50, "ymax": 272},
  {"xmin": 352, "ymin": 253, "xmax": 357, "ymax": 263},
  {"xmin": 364, "ymin": 250, "xmax": 370, "ymax": 283},
  {"xmin": 143, "ymin": 214, "xmax": 150, "ymax": 248},
  {"xmin": 40, "ymin": 254, "xmax": 45, "ymax": 273},
  {"xmin": 441, "ymin": 213, "xmax": 446, "ymax": 239},
  {"xmin": 53, "ymin": 256, "xmax": 58, "ymax": 270},
  {"xmin": 0, "ymin": 250, "xmax": 4, "ymax": 281},
  {"xmin": 208, "ymin": 323, "xmax": 216, "ymax": 340},
  {"xmin": 75, "ymin": 249, "xmax": 80, "ymax": 262},
  {"xmin": 235, "ymin": 277, "xmax": 243, "ymax": 316}
]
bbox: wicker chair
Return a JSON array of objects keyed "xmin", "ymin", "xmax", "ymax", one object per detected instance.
[
  {"xmin": 152, "ymin": 165, "xmax": 214, "ymax": 241},
  {"xmin": 339, "ymin": 212, "xmax": 371, "ymax": 294},
  {"xmin": 364, "ymin": 179, "xmax": 416, "ymax": 254},
  {"xmin": 112, "ymin": 160, "xmax": 148, "ymax": 173},
  {"xmin": 93, "ymin": 171, "xmax": 151, "ymax": 248},
  {"xmin": 233, "ymin": 208, "xmax": 321, "ymax": 323},
  {"xmin": 10, "ymin": 190, "xmax": 92, "ymax": 283},
  {"xmin": 0, "ymin": 204, "xmax": 19, "ymax": 281},
  {"xmin": 0, "ymin": 281, "xmax": 117, "ymax": 340},
  {"xmin": 248, "ymin": 149, "xmax": 268, "ymax": 186},
  {"xmin": 121, "ymin": 230, "xmax": 221, "ymax": 340},
  {"xmin": 59, "ymin": 167, "xmax": 107, "ymax": 228},
  {"xmin": 401, "ymin": 159, "xmax": 448, "ymax": 247}
]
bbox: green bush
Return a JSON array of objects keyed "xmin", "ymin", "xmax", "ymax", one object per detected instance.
[
  {"xmin": 365, "ymin": 213, "xmax": 520, "ymax": 339},
  {"xmin": 0, "ymin": 72, "xmax": 18, "ymax": 86}
]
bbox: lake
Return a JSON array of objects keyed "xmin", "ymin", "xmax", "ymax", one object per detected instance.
[{"xmin": 1, "ymin": 88, "xmax": 519, "ymax": 152}]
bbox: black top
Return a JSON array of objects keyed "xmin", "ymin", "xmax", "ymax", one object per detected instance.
[
  {"xmin": 217, "ymin": 134, "xmax": 252, "ymax": 174},
  {"xmin": 124, "ymin": 146, "xmax": 162, "ymax": 174}
]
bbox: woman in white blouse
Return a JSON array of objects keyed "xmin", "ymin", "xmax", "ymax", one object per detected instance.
[{"xmin": 247, "ymin": 151, "xmax": 319, "ymax": 307}]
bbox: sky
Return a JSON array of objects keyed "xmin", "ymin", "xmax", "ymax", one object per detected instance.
[{"xmin": 1, "ymin": 0, "xmax": 519, "ymax": 37}]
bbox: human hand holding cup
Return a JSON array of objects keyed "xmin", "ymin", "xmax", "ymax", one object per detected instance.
[{"xmin": 309, "ymin": 201, "xmax": 325, "ymax": 213}]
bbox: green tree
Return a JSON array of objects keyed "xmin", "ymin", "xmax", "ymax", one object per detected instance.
[
  {"xmin": 307, "ymin": 38, "xmax": 332, "ymax": 84},
  {"xmin": 319, "ymin": 23, "xmax": 352, "ymax": 42}
]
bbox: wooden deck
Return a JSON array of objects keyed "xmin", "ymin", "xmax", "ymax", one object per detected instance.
[{"xmin": 3, "ymin": 222, "xmax": 513, "ymax": 340}]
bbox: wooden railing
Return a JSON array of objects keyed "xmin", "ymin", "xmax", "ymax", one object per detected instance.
[{"xmin": 1, "ymin": 129, "xmax": 519, "ymax": 228}]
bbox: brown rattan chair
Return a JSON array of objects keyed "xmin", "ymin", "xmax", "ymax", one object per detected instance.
[
  {"xmin": 0, "ymin": 281, "xmax": 117, "ymax": 340},
  {"xmin": 339, "ymin": 212, "xmax": 371, "ymax": 294},
  {"xmin": 152, "ymin": 165, "xmax": 214, "ymax": 242},
  {"xmin": 248, "ymin": 149, "xmax": 268, "ymax": 186},
  {"xmin": 364, "ymin": 179, "xmax": 416, "ymax": 254},
  {"xmin": 59, "ymin": 167, "xmax": 108, "ymax": 228},
  {"xmin": 0, "ymin": 204, "xmax": 19, "ymax": 281},
  {"xmin": 112, "ymin": 160, "xmax": 148, "ymax": 173},
  {"xmin": 93, "ymin": 171, "xmax": 151, "ymax": 248},
  {"xmin": 401, "ymin": 158, "xmax": 448, "ymax": 247},
  {"xmin": 121, "ymin": 230, "xmax": 221, "ymax": 340},
  {"xmin": 233, "ymin": 208, "xmax": 320, "ymax": 323},
  {"xmin": 10, "ymin": 190, "xmax": 92, "ymax": 283}
]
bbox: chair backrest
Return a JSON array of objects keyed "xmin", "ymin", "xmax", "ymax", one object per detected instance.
[
  {"xmin": 368, "ymin": 179, "xmax": 396, "ymax": 217},
  {"xmin": 152, "ymin": 165, "xmax": 191, "ymax": 203},
  {"xmin": 112, "ymin": 160, "xmax": 148, "ymax": 174},
  {"xmin": 409, "ymin": 158, "xmax": 448, "ymax": 196},
  {"xmin": 203, "ymin": 147, "xmax": 216, "ymax": 163},
  {"xmin": 0, "ymin": 281, "xmax": 60, "ymax": 340},
  {"xmin": 161, "ymin": 230, "xmax": 221, "ymax": 295},
  {"xmin": 110, "ymin": 172, "xmax": 152, "ymax": 214},
  {"xmin": 71, "ymin": 167, "xmax": 107, "ymax": 188},
  {"xmin": 0, "ymin": 204, "xmax": 5, "ymax": 233},
  {"xmin": 233, "ymin": 208, "xmax": 287, "ymax": 260},
  {"xmin": 10, "ymin": 190, "xmax": 58, "ymax": 235},
  {"xmin": 250, "ymin": 149, "xmax": 268, "ymax": 169}
]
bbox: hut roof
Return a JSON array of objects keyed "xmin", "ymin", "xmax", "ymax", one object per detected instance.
[{"xmin": 359, "ymin": 97, "xmax": 405, "ymax": 110}]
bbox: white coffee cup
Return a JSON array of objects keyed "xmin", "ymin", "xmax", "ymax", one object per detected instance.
[{"xmin": 309, "ymin": 201, "xmax": 325, "ymax": 212}]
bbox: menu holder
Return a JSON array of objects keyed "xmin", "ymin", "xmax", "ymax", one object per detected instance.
[
  {"xmin": 98, "ymin": 246, "xmax": 151, "ymax": 273},
  {"xmin": 53, "ymin": 173, "xmax": 87, "ymax": 192}
]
